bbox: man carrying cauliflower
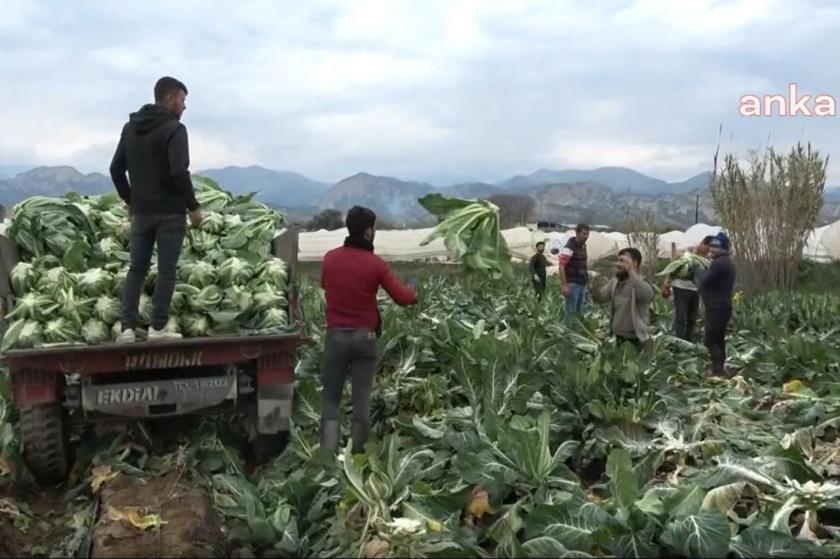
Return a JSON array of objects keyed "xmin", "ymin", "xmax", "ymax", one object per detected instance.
[{"xmin": 660, "ymin": 235, "xmax": 714, "ymax": 342}]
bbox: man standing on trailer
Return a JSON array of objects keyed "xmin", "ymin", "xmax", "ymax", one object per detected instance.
[
  {"xmin": 110, "ymin": 76, "xmax": 203, "ymax": 343},
  {"xmin": 558, "ymin": 223, "xmax": 590, "ymax": 325},
  {"xmin": 319, "ymin": 206, "xmax": 417, "ymax": 454}
]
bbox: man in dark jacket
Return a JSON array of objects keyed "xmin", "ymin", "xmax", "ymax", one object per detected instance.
[
  {"xmin": 529, "ymin": 241, "xmax": 549, "ymax": 300},
  {"xmin": 320, "ymin": 206, "xmax": 417, "ymax": 454},
  {"xmin": 698, "ymin": 232, "xmax": 736, "ymax": 376},
  {"xmin": 110, "ymin": 77, "xmax": 203, "ymax": 342}
]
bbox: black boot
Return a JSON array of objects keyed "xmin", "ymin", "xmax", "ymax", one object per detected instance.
[
  {"xmin": 320, "ymin": 419, "xmax": 340, "ymax": 452},
  {"xmin": 351, "ymin": 421, "xmax": 371, "ymax": 454}
]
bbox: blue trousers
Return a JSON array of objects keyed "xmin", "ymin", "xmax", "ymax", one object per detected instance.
[{"xmin": 564, "ymin": 282, "xmax": 587, "ymax": 325}]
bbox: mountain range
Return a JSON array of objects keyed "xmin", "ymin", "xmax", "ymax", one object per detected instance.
[
  {"xmin": 1, "ymin": 164, "xmax": 838, "ymax": 228},
  {"xmin": 498, "ymin": 166, "xmax": 712, "ymax": 195},
  {"xmin": 197, "ymin": 165, "xmax": 331, "ymax": 208},
  {"xmin": 0, "ymin": 166, "xmax": 112, "ymax": 206},
  {"xmin": 0, "ymin": 165, "xmax": 35, "ymax": 180}
]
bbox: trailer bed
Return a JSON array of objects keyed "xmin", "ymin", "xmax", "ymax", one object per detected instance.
[
  {"xmin": 3, "ymin": 330, "xmax": 301, "ymax": 359},
  {"xmin": 4, "ymin": 328, "xmax": 301, "ymax": 372},
  {"xmin": 0, "ymin": 213, "xmax": 307, "ymax": 484}
]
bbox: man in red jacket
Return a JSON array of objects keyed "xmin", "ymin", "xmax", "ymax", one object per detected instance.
[{"xmin": 320, "ymin": 206, "xmax": 417, "ymax": 453}]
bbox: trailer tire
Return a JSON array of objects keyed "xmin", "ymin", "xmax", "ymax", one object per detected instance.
[
  {"xmin": 249, "ymin": 432, "xmax": 289, "ymax": 465},
  {"xmin": 20, "ymin": 403, "xmax": 71, "ymax": 485}
]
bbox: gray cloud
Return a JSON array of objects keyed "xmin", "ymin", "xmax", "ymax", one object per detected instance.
[{"xmin": 1, "ymin": 0, "xmax": 840, "ymax": 185}]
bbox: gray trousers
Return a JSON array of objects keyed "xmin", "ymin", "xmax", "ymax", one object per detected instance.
[
  {"xmin": 320, "ymin": 329, "xmax": 378, "ymax": 453},
  {"xmin": 121, "ymin": 214, "xmax": 186, "ymax": 330}
]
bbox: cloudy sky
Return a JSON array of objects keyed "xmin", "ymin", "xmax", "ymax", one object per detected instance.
[{"xmin": 2, "ymin": 0, "xmax": 839, "ymax": 185}]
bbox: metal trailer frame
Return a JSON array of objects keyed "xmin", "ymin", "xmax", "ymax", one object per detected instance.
[{"xmin": 0, "ymin": 228, "xmax": 306, "ymax": 483}]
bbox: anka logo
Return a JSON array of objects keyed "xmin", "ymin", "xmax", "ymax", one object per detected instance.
[{"xmin": 740, "ymin": 83, "xmax": 835, "ymax": 117}]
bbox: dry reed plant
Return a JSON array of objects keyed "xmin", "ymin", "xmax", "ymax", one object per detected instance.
[{"xmin": 711, "ymin": 142, "xmax": 827, "ymax": 293}]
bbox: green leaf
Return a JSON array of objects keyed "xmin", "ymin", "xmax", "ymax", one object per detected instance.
[
  {"xmin": 249, "ymin": 517, "xmax": 275, "ymax": 545},
  {"xmin": 1, "ymin": 319, "xmax": 26, "ymax": 352},
  {"xmin": 606, "ymin": 448, "xmax": 638, "ymax": 508},
  {"xmin": 340, "ymin": 443, "xmax": 377, "ymax": 509},
  {"xmin": 704, "ymin": 456, "xmax": 782, "ymax": 491},
  {"xmin": 769, "ymin": 496, "xmax": 802, "ymax": 535},
  {"xmin": 403, "ymin": 502, "xmax": 447, "ymax": 533},
  {"xmin": 635, "ymin": 490, "xmax": 665, "ymax": 517},
  {"xmin": 63, "ymin": 240, "xmax": 90, "ymax": 272},
  {"xmin": 701, "ymin": 482, "xmax": 748, "ymax": 515},
  {"xmin": 418, "ymin": 193, "xmax": 475, "ymax": 220},
  {"xmin": 766, "ymin": 445, "xmax": 822, "ymax": 483},
  {"xmin": 611, "ymin": 525, "xmax": 658, "ymax": 559},
  {"xmin": 488, "ymin": 501, "xmax": 524, "ymax": 556},
  {"xmin": 661, "ymin": 511, "xmax": 731, "ymax": 559},
  {"xmin": 667, "ymin": 484, "xmax": 707, "ymax": 518},
  {"xmin": 524, "ymin": 505, "xmax": 596, "ymax": 551},
  {"xmin": 412, "ymin": 417, "xmax": 445, "ymax": 440},
  {"xmin": 521, "ymin": 537, "xmax": 594, "ymax": 558},
  {"xmin": 730, "ymin": 527, "xmax": 829, "ymax": 558}
]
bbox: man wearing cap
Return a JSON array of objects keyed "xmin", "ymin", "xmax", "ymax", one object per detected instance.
[
  {"xmin": 698, "ymin": 232, "xmax": 736, "ymax": 377},
  {"xmin": 529, "ymin": 241, "xmax": 549, "ymax": 300}
]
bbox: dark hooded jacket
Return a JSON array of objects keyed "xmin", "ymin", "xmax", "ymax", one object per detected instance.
[
  {"xmin": 109, "ymin": 104, "xmax": 199, "ymax": 215},
  {"xmin": 698, "ymin": 252, "xmax": 736, "ymax": 309}
]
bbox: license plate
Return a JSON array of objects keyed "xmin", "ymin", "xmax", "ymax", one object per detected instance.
[{"xmin": 81, "ymin": 374, "xmax": 237, "ymax": 417}]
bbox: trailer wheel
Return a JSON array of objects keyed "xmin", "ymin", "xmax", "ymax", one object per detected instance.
[
  {"xmin": 249, "ymin": 432, "xmax": 289, "ymax": 465},
  {"xmin": 20, "ymin": 403, "xmax": 71, "ymax": 484}
]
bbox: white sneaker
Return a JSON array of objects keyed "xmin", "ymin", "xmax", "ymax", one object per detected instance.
[
  {"xmin": 116, "ymin": 329, "xmax": 136, "ymax": 344},
  {"xmin": 147, "ymin": 327, "xmax": 183, "ymax": 341}
]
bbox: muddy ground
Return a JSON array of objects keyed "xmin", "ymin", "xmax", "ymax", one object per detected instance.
[
  {"xmin": 1, "ymin": 478, "xmax": 229, "ymax": 558},
  {"xmin": 0, "ymin": 416, "xmax": 249, "ymax": 558},
  {"xmin": 1, "ymin": 471, "xmax": 228, "ymax": 558},
  {"xmin": 90, "ymin": 472, "xmax": 226, "ymax": 558}
]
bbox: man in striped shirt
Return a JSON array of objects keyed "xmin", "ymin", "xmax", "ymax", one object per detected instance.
[{"xmin": 558, "ymin": 224, "xmax": 590, "ymax": 326}]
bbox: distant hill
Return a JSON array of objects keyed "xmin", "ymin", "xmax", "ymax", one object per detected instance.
[
  {"xmin": 826, "ymin": 187, "xmax": 840, "ymax": 203},
  {"xmin": 197, "ymin": 165, "xmax": 330, "ymax": 208},
  {"xmin": 440, "ymin": 182, "xmax": 502, "ymax": 199},
  {"xmin": 318, "ymin": 172, "xmax": 437, "ymax": 227},
  {"xmin": 0, "ymin": 166, "xmax": 111, "ymax": 206},
  {"xmin": 313, "ymin": 171, "xmax": 724, "ymax": 228},
  {"xmin": 670, "ymin": 171, "xmax": 713, "ymax": 193},
  {"xmin": 2, "ymin": 164, "xmax": 837, "ymax": 228},
  {"xmin": 0, "ymin": 164, "xmax": 331, "ymax": 209},
  {"xmin": 499, "ymin": 166, "xmax": 711, "ymax": 196},
  {"xmin": 0, "ymin": 165, "xmax": 34, "ymax": 180}
]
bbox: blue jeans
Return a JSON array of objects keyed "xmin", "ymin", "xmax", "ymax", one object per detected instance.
[{"xmin": 564, "ymin": 282, "xmax": 587, "ymax": 325}]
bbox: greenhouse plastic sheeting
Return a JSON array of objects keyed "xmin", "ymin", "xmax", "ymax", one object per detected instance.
[
  {"xmin": 682, "ymin": 223, "xmax": 723, "ymax": 249},
  {"xmin": 296, "ymin": 226, "xmax": 541, "ymax": 262},
  {"xmin": 287, "ymin": 219, "xmax": 840, "ymax": 264},
  {"xmin": 805, "ymin": 220, "xmax": 840, "ymax": 261}
]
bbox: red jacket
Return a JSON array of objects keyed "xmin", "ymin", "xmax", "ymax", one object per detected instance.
[{"xmin": 321, "ymin": 246, "xmax": 417, "ymax": 331}]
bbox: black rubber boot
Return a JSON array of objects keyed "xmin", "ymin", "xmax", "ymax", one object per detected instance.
[
  {"xmin": 320, "ymin": 419, "xmax": 341, "ymax": 452},
  {"xmin": 351, "ymin": 421, "xmax": 371, "ymax": 454}
]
